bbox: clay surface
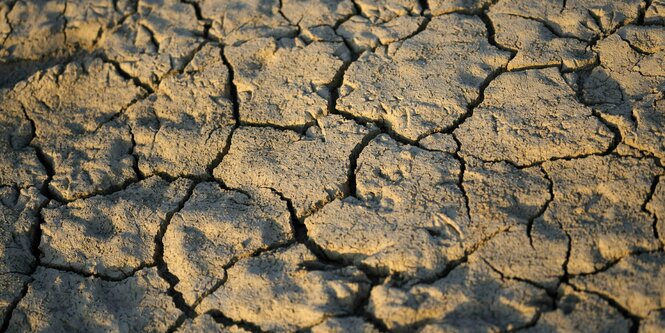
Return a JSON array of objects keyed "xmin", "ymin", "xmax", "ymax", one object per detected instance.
[{"xmin": 1, "ymin": 1, "xmax": 664, "ymax": 331}]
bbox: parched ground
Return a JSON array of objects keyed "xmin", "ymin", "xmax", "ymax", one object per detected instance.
[{"xmin": 0, "ymin": 0, "xmax": 664, "ymax": 332}]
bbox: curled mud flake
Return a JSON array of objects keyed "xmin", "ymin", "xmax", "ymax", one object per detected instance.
[{"xmin": 647, "ymin": 180, "xmax": 664, "ymax": 244}]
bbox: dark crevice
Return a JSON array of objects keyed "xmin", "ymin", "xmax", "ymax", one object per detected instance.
[
  {"xmin": 572, "ymin": 66, "xmax": 624, "ymax": 156},
  {"xmin": 432, "ymin": 64, "xmax": 508, "ymax": 138},
  {"xmin": 179, "ymin": 0, "xmax": 211, "ymax": 39},
  {"xmin": 0, "ymin": 278, "xmax": 31, "ymax": 333},
  {"xmin": 1, "ymin": 106, "xmax": 53, "ymax": 332},
  {"xmin": 265, "ymin": 186, "xmax": 385, "ymax": 283},
  {"xmin": 99, "ymin": 56, "xmax": 155, "ymax": 93},
  {"xmin": 208, "ymin": 310, "xmax": 269, "ymax": 333},
  {"xmin": 566, "ymin": 283, "xmax": 641, "ymax": 332},
  {"xmin": 128, "ymin": 125, "xmax": 146, "ymax": 181},
  {"xmin": 409, "ymin": 226, "xmax": 512, "ymax": 287},
  {"xmin": 638, "ymin": 0, "xmax": 652, "ymax": 25},
  {"xmin": 418, "ymin": 0, "xmax": 430, "ymax": 15},
  {"xmin": 188, "ymin": 239, "xmax": 294, "ymax": 310},
  {"xmin": 450, "ymin": 134, "xmax": 472, "ymax": 224},
  {"xmin": 526, "ymin": 166, "xmax": 555, "ymax": 248},
  {"xmin": 569, "ymin": 248, "xmax": 664, "ymax": 280},
  {"xmin": 154, "ymin": 181, "xmax": 199, "ymax": 324},
  {"xmin": 50, "ymin": 174, "xmax": 143, "ymax": 203},
  {"xmin": 349, "ymin": 284, "xmax": 390, "ymax": 333},
  {"xmin": 268, "ymin": 188, "xmax": 313, "ymax": 247},
  {"xmin": 419, "ymin": 14, "xmax": 513, "ymax": 140},
  {"xmin": 643, "ymin": 175, "xmax": 661, "ymax": 244},
  {"xmin": 327, "ymin": 32, "xmax": 361, "ymax": 119},
  {"xmin": 236, "ymin": 121, "xmax": 310, "ymax": 135},
  {"xmin": 36, "ymin": 262, "xmax": 153, "ymax": 282},
  {"xmin": 61, "ymin": 0, "xmax": 68, "ymax": 45},
  {"xmin": 481, "ymin": 258, "xmax": 555, "ymax": 305},
  {"xmin": 166, "ymin": 313, "xmax": 191, "ymax": 333},
  {"xmin": 140, "ymin": 23, "xmax": 160, "ymax": 53},
  {"xmin": 346, "ymin": 130, "xmax": 382, "ymax": 197},
  {"xmin": 205, "ymin": 46, "xmax": 240, "ymax": 177}
]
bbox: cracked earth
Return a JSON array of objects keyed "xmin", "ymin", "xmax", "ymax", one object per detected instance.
[{"xmin": 0, "ymin": 0, "xmax": 664, "ymax": 332}]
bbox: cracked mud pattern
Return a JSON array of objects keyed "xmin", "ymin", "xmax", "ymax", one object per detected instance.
[{"xmin": 0, "ymin": 0, "xmax": 664, "ymax": 332}]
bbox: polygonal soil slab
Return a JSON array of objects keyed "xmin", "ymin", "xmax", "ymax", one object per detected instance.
[
  {"xmin": 491, "ymin": 0, "xmax": 644, "ymax": 42},
  {"xmin": 353, "ymin": 0, "xmax": 421, "ymax": 22},
  {"xmin": 177, "ymin": 314, "xmax": 249, "ymax": 333},
  {"xmin": 281, "ymin": 0, "xmax": 356, "ymax": 29},
  {"xmin": 542, "ymin": 155, "xmax": 662, "ymax": 274},
  {"xmin": 306, "ymin": 134, "xmax": 467, "ymax": 279},
  {"xmin": 7, "ymin": 267, "xmax": 181, "ymax": 333},
  {"xmin": 164, "ymin": 182, "xmax": 293, "ymax": 305},
  {"xmin": 198, "ymin": 0, "xmax": 296, "ymax": 44},
  {"xmin": 311, "ymin": 317, "xmax": 380, "ymax": 333},
  {"xmin": 583, "ymin": 26, "xmax": 665, "ymax": 162},
  {"xmin": 571, "ymin": 252, "xmax": 665, "ymax": 318},
  {"xmin": 6, "ymin": 58, "xmax": 145, "ymax": 201},
  {"xmin": 0, "ymin": 0, "xmax": 66, "ymax": 61},
  {"xmin": 98, "ymin": 0, "xmax": 204, "ymax": 88},
  {"xmin": 336, "ymin": 15, "xmax": 424, "ymax": 53},
  {"xmin": 0, "ymin": 96, "xmax": 47, "ymax": 189},
  {"xmin": 368, "ymin": 254, "xmax": 549, "ymax": 331},
  {"xmin": 456, "ymin": 68, "xmax": 613, "ymax": 166},
  {"xmin": 488, "ymin": 12, "xmax": 596, "ymax": 71},
  {"xmin": 40, "ymin": 176, "xmax": 193, "ymax": 279},
  {"xmin": 338, "ymin": 14, "xmax": 511, "ymax": 141},
  {"xmin": 225, "ymin": 37, "xmax": 349, "ymax": 128},
  {"xmin": 524, "ymin": 285, "xmax": 631, "ymax": 332},
  {"xmin": 197, "ymin": 244, "xmax": 370, "ymax": 332},
  {"xmin": 214, "ymin": 115, "xmax": 377, "ymax": 218},
  {"xmin": 127, "ymin": 44, "xmax": 235, "ymax": 178},
  {"xmin": 0, "ymin": 187, "xmax": 45, "ymax": 323}
]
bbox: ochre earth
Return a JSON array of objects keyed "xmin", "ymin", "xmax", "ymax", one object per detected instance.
[{"xmin": 1, "ymin": 0, "xmax": 664, "ymax": 332}]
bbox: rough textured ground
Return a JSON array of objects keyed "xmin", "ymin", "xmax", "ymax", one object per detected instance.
[{"xmin": 0, "ymin": 0, "xmax": 664, "ymax": 332}]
